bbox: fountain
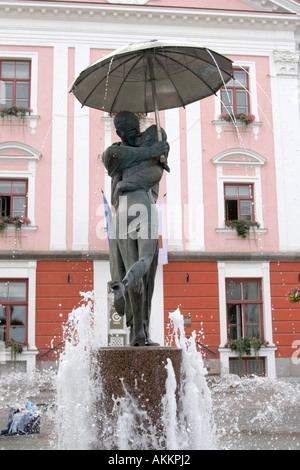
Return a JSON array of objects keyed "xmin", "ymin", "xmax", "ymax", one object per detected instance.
[{"xmin": 54, "ymin": 293, "xmax": 217, "ymax": 450}]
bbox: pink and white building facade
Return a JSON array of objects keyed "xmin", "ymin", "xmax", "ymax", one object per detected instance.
[{"xmin": 0, "ymin": 0, "xmax": 300, "ymax": 377}]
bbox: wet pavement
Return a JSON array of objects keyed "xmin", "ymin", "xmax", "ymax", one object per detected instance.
[{"xmin": 1, "ymin": 365, "xmax": 299, "ymax": 450}]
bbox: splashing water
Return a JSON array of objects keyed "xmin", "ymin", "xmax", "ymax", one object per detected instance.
[
  {"xmin": 1, "ymin": 292, "xmax": 299, "ymax": 450},
  {"xmin": 164, "ymin": 308, "xmax": 216, "ymax": 450},
  {"xmin": 54, "ymin": 292, "xmax": 102, "ymax": 450},
  {"xmin": 54, "ymin": 295, "xmax": 217, "ymax": 450}
]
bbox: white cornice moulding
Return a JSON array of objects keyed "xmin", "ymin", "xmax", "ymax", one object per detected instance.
[{"xmin": 0, "ymin": 1, "xmax": 299, "ymax": 30}]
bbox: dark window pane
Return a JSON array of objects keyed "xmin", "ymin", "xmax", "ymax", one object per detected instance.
[
  {"xmin": 0, "ymin": 283, "xmax": 9, "ymax": 300},
  {"xmin": 10, "ymin": 327, "xmax": 25, "ymax": 343},
  {"xmin": 244, "ymin": 282, "xmax": 260, "ymax": 300},
  {"xmin": 247, "ymin": 359, "xmax": 264, "ymax": 375},
  {"xmin": 2, "ymin": 62, "xmax": 15, "ymax": 79},
  {"xmin": 240, "ymin": 201, "xmax": 252, "ymax": 221},
  {"xmin": 12, "ymin": 181, "xmax": 26, "ymax": 194},
  {"xmin": 227, "ymin": 304, "xmax": 239, "ymax": 324},
  {"xmin": 241, "ymin": 214, "xmax": 252, "ymax": 221},
  {"xmin": 225, "ymin": 185, "xmax": 238, "ymax": 197},
  {"xmin": 12, "ymin": 197, "xmax": 26, "ymax": 217},
  {"xmin": 221, "ymin": 89, "xmax": 233, "ymax": 114},
  {"xmin": 236, "ymin": 90, "xmax": 247, "ymax": 106},
  {"xmin": 0, "ymin": 306, "xmax": 6, "ymax": 325},
  {"xmin": 0, "ymin": 81, "xmax": 13, "ymax": 107},
  {"xmin": 16, "ymin": 62, "xmax": 29, "ymax": 79},
  {"xmin": 8, "ymin": 282, "xmax": 27, "ymax": 301},
  {"xmin": 246, "ymin": 324, "xmax": 260, "ymax": 338},
  {"xmin": 239, "ymin": 185, "xmax": 252, "ymax": 198},
  {"xmin": 16, "ymin": 82, "xmax": 29, "ymax": 107},
  {"xmin": 10, "ymin": 306, "xmax": 26, "ymax": 326},
  {"xmin": 0, "ymin": 181, "xmax": 12, "ymax": 194},
  {"xmin": 0, "ymin": 327, "xmax": 5, "ymax": 341},
  {"xmin": 0, "ymin": 196, "xmax": 11, "ymax": 217},
  {"xmin": 229, "ymin": 359, "xmax": 245, "ymax": 376},
  {"xmin": 226, "ymin": 200, "xmax": 238, "ymax": 220},
  {"xmin": 227, "ymin": 282, "xmax": 242, "ymax": 300},
  {"xmin": 228, "ymin": 326, "xmax": 238, "ymax": 341},
  {"xmin": 234, "ymin": 70, "xmax": 247, "ymax": 87}
]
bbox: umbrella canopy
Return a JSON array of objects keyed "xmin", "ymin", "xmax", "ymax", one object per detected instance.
[{"xmin": 71, "ymin": 39, "xmax": 233, "ymax": 115}]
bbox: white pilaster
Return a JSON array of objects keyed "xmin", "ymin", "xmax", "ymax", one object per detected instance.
[
  {"xmin": 271, "ymin": 50, "xmax": 300, "ymax": 252},
  {"xmin": 50, "ymin": 44, "xmax": 68, "ymax": 250},
  {"xmin": 72, "ymin": 45, "xmax": 90, "ymax": 251},
  {"xmin": 186, "ymin": 101, "xmax": 205, "ymax": 251},
  {"xmin": 165, "ymin": 108, "xmax": 183, "ymax": 250}
]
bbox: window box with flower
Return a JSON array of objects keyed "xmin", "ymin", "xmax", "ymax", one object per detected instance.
[
  {"xmin": 0, "ymin": 106, "xmax": 32, "ymax": 122},
  {"xmin": 225, "ymin": 219, "xmax": 260, "ymax": 238},
  {"xmin": 287, "ymin": 286, "xmax": 300, "ymax": 303},
  {"xmin": 219, "ymin": 112, "xmax": 256, "ymax": 126},
  {"xmin": 0, "ymin": 216, "xmax": 31, "ymax": 237}
]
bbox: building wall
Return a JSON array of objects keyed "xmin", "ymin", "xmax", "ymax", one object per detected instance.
[
  {"xmin": 35, "ymin": 261, "xmax": 94, "ymax": 360},
  {"xmin": 163, "ymin": 261, "xmax": 220, "ymax": 357},
  {"xmin": 270, "ymin": 262, "xmax": 300, "ymax": 360}
]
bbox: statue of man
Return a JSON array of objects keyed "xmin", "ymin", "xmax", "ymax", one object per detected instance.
[{"xmin": 102, "ymin": 111, "xmax": 169, "ymax": 346}]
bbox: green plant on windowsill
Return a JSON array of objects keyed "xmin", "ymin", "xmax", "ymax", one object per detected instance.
[
  {"xmin": 5, "ymin": 339, "xmax": 28, "ymax": 362},
  {"xmin": 0, "ymin": 216, "xmax": 31, "ymax": 236},
  {"xmin": 226, "ymin": 219, "xmax": 260, "ymax": 238},
  {"xmin": 0, "ymin": 106, "xmax": 32, "ymax": 121},
  {"xmin": 225, "ymin": 337, "xmax": 269, "ymax": 361}
]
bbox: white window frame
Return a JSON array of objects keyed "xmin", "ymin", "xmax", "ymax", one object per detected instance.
[
  {"xmin": 213, "ymin": 60, "xmax": 262, "ymax": 141},
  {"xmin": 212, "ymin": 148, "xmax": 267, "ymax": 232},
  {"xmin": 0, "ymin": 261, "xmax": 38, "ymax": 373},
  {"xmin": 214, "ymin": 60, "xmax": 259, "ymax": 120},
  {"xmin": 217, "ymin": 261, "xmax": 277, "ymax": 378},
  {"xmin": 0, "ymin": 51, "xmax": 38, "ymax": 115},
  {"xmin": 0, "ymin": 141, "xmax": 41, "ymax": 228},
  {"xmin": 0, "ymin": 52, "xmax": 39, "ymax": 134}
]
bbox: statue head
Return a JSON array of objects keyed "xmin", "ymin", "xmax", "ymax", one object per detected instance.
[{"xmin": 114, "ymin": 111, "xmax": 141, "ymax": 147}]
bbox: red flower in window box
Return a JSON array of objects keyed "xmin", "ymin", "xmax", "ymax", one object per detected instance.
[
  {"xmin": 287, "ymin": 286, "xmax": 300, "ymax": 303},
  {"xmin": 219, "ymin": 113, "xmax": 255, "ymax": 125},
  {"xmin": 0, "ymin": 216, "xmax": 31, "ymax": 234}
]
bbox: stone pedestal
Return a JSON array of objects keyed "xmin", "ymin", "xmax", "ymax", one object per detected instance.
[{"xmin": 93, "ymin": 346, "xmax": 182, "ymax": 438}]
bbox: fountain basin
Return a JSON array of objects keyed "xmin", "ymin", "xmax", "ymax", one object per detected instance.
[{"xmin": 93, "ymin": 346, "xmax": 182, "ymax": 438}]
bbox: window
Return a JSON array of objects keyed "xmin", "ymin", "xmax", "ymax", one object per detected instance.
[
  {"xmin": 221, "ymin": 68, "xmax": 249, "ymax": 115},
  {"xmin": 0, "ymin": 180, "xmax": 28, "ymax": 218},
  {"xmin": 229, "ymin": 358, "xmax": 265, "ymax": 376},
  {"xmin": 0, "ymin": 60, "xmax": 31, "ymax": 108},
  {"xmin": 224, "ymin": 183, "xmax": 254, "ymax": 221},
  {"xmin": 0, "ymin": 280, "xmax": 28, "ymax": 343},
  {"xmin": 226, "ymin": 279, "xmax": 263, "ymax": 341}
]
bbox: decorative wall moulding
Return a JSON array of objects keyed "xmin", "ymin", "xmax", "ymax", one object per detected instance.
[
  {"xmin": 273, "ymin": 50, "xmax": 300, "ymax": 76},
  {"xmin": 0, "ymin": 1, "xmax": 299, "ymax": 30}
]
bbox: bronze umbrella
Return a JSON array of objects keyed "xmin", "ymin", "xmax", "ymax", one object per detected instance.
[{"xmin": 71, "ymin": 39, "xmax": 233, "ymax": 159}]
